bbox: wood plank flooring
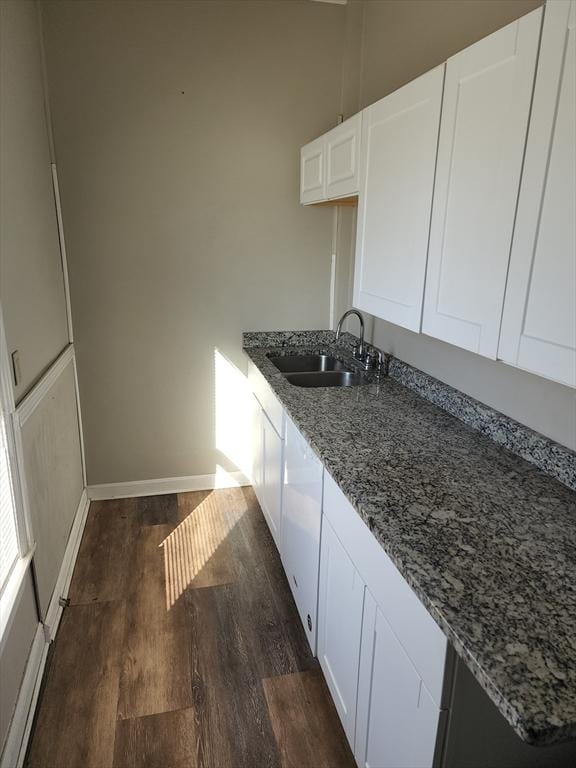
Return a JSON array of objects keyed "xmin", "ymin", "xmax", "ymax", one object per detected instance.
[{"xmin": 26, "ymin": 487, "xmax": 355, "ymax": 768}]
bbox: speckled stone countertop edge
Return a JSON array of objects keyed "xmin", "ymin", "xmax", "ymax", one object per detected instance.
[
  {"xmin": 388, "ymin": 357, "xmax": 576, "ymax": 491},
  {"xmin": 242, "ymin": 330, "xmax": 576, "ymax": 747},
  {"xmin": 244, "ymin": 330, "xmax": 576, "ymax": 492},
  {"xmin": 246, "ymin": 368, "xmax": 535, "ymax": 742}
]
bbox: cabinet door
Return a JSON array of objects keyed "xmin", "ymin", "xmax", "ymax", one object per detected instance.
[
  {"xmin": 325, "ymin": 113, "xmax": 361, "ymax": 200},
  {"xmin": 251, "ymin": 397, "xmax": 264, "ymax": 505},
  {"xmin": 282, "ymin": 417, "xmax": 323, "ymax": 652},
  {"xmin": 355, "ymin": 590, "xmax": 442, "ymax": 768},
  {"xmin": 422, "ymin": 9, "xmax": 542, "ymax": 358},
  {"xmin": 317, "ymin": 516, "xmax": 365, "ymax": 746},
  {"xmin": 260, "ymin": 411, "xmax": 283, "ymax": 550},
  {"xmin": 499, "ymin": 0, "xmax": 576, "ymax": 387},
  {"xmin": 300, "ymin": 135, "xmax": 326, "ymax": 204},
  {"xmin": 354, "ymin": 66, "xmax": 444, "ymax": 331}
]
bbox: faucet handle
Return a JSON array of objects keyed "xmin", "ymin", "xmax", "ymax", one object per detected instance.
[
  {"xmin": 359, "ymin": 347, "xmax": 387, "ymax": 372},
  {"xmin": 363, "ymin": 350, "xmax": 376, "ymax": 369}
]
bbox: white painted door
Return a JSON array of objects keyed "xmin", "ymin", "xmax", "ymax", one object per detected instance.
[
  {"xmin": 422, "ymin": 9, "xmax": 542, "ymax": 358},
  {"xmin": 281, "ymin": 416, "xmax": 323, "ymax": 652},
  {"xmin": 354, "ymin": 66, "xmax": 444, "ymax": 331},
  {"xmin": 261, "ymin": 411, "xmax": 283, "ymax": 549},
  {"xmin": 355, "ymin": 589, "xmax": 441, "ymax": 768},
  {"xmin": 499, "ymin": 0, "xmax": 576, "ymax": 387},
  {"xmin": 325, "ymin": 113, "xmax": 361, "ymax": 200},
  {"xmin": 300, "ymin": 135, "xmax": 325, "ymax": 204},
  {"xmin": 317, "ymin": 516, "xmax": 365, "ymax": 746}
]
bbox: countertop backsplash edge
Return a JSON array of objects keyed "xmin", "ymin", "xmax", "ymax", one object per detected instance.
[{"xmin": 242, "ymin": 330, "xmax": 576, "ymax": 491}]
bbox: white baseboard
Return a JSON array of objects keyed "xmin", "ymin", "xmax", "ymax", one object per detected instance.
[
  {"xmin": 87, "ymin": 470, "xmax": 251, "ymax": 501},
  {"xmin": 0, "ymin": 623, "xmax": 49, "ymax": 768},
  {"xmin": 44, "ymin": 488, "xmax": 90, "ymax": 641}
]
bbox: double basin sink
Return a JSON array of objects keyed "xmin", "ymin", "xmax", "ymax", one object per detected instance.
[{"xmin": 268, "ymin": 353, "xmax": 361, "ymax": 388}]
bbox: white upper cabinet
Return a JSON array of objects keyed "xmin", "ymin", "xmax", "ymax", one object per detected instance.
[
  {"xmin": 325, "ymin": 113, "xmax": 362, "ymax": 200},
  {"xmin": 354, "ymin": 66, "xmax": 444, "ymax": 331},
  {"xmin": 300, "ymin": 135, "xmax": 325, "ymax": 204},
  {"xmin": 499, "ymin": 0, "xmax": 576, "ymax": 387},
  {"xmin": 300, "ymin": 114, "xmax": 361, "ymax": 204},
  {"xmin": 422, "ymin": 9, "xmax": 542, "ymax": 358}
]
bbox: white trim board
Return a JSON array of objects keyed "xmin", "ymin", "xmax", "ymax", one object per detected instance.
[
  {"xmin": 16, "ymin": 345, "xmax": 74, "ymax": 427},
  {"xmin": 72, "ymin": 356, "xmax": 87, "ymax": 488},
  {"xmin": 88, "ymin": 471, "xmax": 251, "ymax": 501},
  {"xmin": 50, "ymin": 164, "xmax": 74, "ymax": 344},
  {"xmin": 0, "ymin": 623, "xmax": 48, "ymax": 768},
  {"xmin": 43, "ymin": 488, "xmax": 90, "ymax": 641}
]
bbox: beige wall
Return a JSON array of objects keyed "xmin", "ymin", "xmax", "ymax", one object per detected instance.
[
  {"xmin": 42, "ymin": 0, "xmax": 347, "ymax": 484},
  {"xmin": 334, "ymin": 0, "xmax": 576, "ymax": 451},
  {"xmin": 42, "ymin": 0, "xmax": 575, "ymax": 488},
  {"xmin": 0, "ymin": 0, "xmax": 69, "ymax": 400},
  {"xmin": 357, "ymin": 0, "xmax": 542, "ymax": 110}
]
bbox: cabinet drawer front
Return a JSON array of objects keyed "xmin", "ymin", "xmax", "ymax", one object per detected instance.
[
  {"xmin": 323, "ymin": 471, "xmax": 447, "ymax": 706},
  {"xmin": 422, "ymin": 9, "xmax": 542, "ymax": 358},
  {"xmin": 325, "ymin": 113, "xmax": 361, "ymax": 200},
  {"xmin": 282, "ymin": 416, "xmax": 323, "ymax": 652},
  {"xmin": 300, "ymin": 135, "xmax": 326, "ymax": 204},
  {"xmin": 247, "ymin": 360, "xmax": 284, "ymax": 438},
  {"xmin": 354, "ymin": 65, "xmax": 444, "ymax": 332}
]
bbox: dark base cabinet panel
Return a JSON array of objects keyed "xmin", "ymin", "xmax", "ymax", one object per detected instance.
[{"xmin": 441, "ymin": 659, "xmax": 576, "ymax": 768}]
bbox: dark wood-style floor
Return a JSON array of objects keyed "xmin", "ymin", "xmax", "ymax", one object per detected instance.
[{"xmin": 25, "ymin": 487, "xmax": 355, "ymax": 768}]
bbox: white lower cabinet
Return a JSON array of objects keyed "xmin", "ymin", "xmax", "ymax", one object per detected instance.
[
  {"xmin": 252, "ymin": 399, "xmax": 283, "ymax": 550},
  {"xmin": 281, "ymin": 416, "xmax": 323, "ymax": 652},
  {"xmin": 320, "ymin": 471, "xmax": 448, "ymax": 766},
  {"xmin": 317, "ymin": 516, "xmax": 365, "ymax": 747},
  {"xmin": 355, "ymin": 588, "xmax": 442, "ymax": 768}
]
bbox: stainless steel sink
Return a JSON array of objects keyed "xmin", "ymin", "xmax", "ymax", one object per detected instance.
[
  {"xmin": 283, "ymin": 371, "xmax": 362, "ymax": 388},
  {"xmin": 268, "ymin": 354, "xmax": 352, "ymax": 374}
]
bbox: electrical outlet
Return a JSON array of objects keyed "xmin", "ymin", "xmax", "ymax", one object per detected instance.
[{"xmin": 11, "ymin": 350, "xmax": 21, "ymax": 386}]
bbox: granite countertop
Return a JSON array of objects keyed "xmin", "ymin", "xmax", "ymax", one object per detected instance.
[{"xmin": 243, "ymin": 332, "xmax": 576, "ymax": 747}]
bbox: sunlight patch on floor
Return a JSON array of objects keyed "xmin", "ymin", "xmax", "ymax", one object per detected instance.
[{"xmin": 160, "ymin": 490, "xmax": 246, "ymax": 609}]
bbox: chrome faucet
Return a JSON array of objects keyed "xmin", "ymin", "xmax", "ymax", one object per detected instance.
[
  {"xmin": 335, "ymin": 309, "xmax": 365, "ymax": 358},
  {"xmin": 335, "ymin": 309, "xmax": 387, "ymax": 374}
]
